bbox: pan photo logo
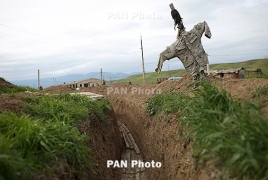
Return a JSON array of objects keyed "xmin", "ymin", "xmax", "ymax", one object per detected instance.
[
  {"xmin": 107, "ymin": 160, "xmax": 162, "ymax": 168},
  {"xmin": 108, "ymin": 12, "xmax": 162, "ymax": 19},
  {"xmin": 107, "ymin": 87, "xmax": 161, "ymax": 95}
]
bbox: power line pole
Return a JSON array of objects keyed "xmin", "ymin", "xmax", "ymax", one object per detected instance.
[
  {"xmin": 140, "ymin": 36, "xmax": 145, "ymax": 82},
  {"xmin": 168, "ymin": 64, "xmax": 170, "ymax": 77},
  {"xmin": 38, "ymin": 69, "xmax": 40, "ymax": 89},
  {"xmin": 100, "ymin": 68, "xmax": 103, "ymax": 84}
]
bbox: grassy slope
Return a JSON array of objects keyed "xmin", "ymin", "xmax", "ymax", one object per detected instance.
[
  {"xmin": 0, "ymin": 77, "xmax": 38, "ymax": 93},
  {"xmin": 113, "ymin": 69, "xmax": 187, "ymax": 85},
  {"xmin": 210, "ymin": 59, "xmax": 267, "ymax": 72},
  {"xmin": 111, "ymin": 58, "xmax": 268, "ymax": 85}
]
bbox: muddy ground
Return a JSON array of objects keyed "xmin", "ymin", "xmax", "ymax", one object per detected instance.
[{"xmin": 1, "ymin": 75, "xmax": 268, "ymax": 179}]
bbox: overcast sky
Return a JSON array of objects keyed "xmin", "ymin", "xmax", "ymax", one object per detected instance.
[{"xmin": 1, "ymin": 0, "xmax": 268, "ymax": 81}]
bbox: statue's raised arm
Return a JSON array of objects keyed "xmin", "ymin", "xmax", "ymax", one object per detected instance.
[{"xmin": 155, "ymin": 3, "xmax": 212, "ymax": 88}]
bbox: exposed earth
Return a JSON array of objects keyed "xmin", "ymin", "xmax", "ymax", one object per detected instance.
[{"xmin": 1, "ymin": 75, "xmax": 268, "ymax": 179}]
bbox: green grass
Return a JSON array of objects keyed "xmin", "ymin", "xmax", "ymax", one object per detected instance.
[
  {"xmin": 0, "ymin": 77, "xmax": 38, "ymax": 94},
  {"xmin": 108, "ymin": 69, "xmax": 187, "ymax": 85},
  {"xmin": 0, "ymin": 93, "xmax": 111, "ymax": 180},
  {"xmin": 23, "ymin": 93, "xmax": 111, "ymax": 123},
  {"xmin": 146, "ymin": 82, "xmax": 268, "ymax": 179},
  {"xmin": 111, "ymin": 58, "xmax": 268, "ymax": 85},
  {"xmin": 253, "ymin": 85, "xmax": 268, "ymax": 98},
  {"xmin": 209, "ymin": 59, "xmax": 267, "ymax": 72},
  {"xmin": 0, "ymin": 113, "xmax": 90, "ymax": 180}
]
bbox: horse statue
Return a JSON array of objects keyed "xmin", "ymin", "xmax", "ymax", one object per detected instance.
[{"xmin": 155, "ymin": 3, "xmax": 212, "ymax": 87}]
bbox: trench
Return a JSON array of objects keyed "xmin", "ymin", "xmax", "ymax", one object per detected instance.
[
  {"xmin": 109, "ymin": 96, "xmax": 159, "ymax": 180},
  {"xmin": 108, "ymin": 95, "xmax": 221, "ymax": 180},
  {"xmin": 81, "ymin": 81, "xmax": 221, "ymax": 179},
  {"xmin": 117, "ymin": 121, "xmax": 148, "ymax": 180},
  {"xmin": 106, "ymin": 94, "xmax": 219, "ymax": 180}
]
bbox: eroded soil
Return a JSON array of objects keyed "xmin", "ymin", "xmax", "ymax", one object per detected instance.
[{"xmin": 1, "ymin": 75, "xmax": 268, "ymax": 179}]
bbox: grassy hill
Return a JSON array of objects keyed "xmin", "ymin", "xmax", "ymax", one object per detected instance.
[
  {"xmin": 0, "ymin": 77, "xmax": 38, "ymax": 93},
  {"xmin": 110, "ymin": 58, "xmax": 268, "ymax": 85},
  {"xmin": 209, "ymin": 59, "xmax": 268, "ymax": 72}
]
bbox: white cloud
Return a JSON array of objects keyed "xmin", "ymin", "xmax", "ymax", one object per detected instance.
[{"xmin": 0, "ymin": 0, "xmax": 268, "ymax": 81}]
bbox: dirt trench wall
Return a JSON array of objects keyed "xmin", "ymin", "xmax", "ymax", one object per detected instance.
[
  {"xmin": 109, "ymin": 96, "xmax": 221, "ymax": 180},
  {"xmin": 79, "ymin": 109, "xmax": 123, "ymax": 180}
]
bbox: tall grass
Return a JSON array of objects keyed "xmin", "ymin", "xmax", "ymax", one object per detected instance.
[
  {"xmin": 147, "ymin": 82, "xmax": 268, "ymax": 179},
  {"xmin": 0, "ymin": 93, "xmax": 111, "ymax": 179},
  {"xmin": 253, "ymin": 85, "xmax": 268, "ymax": 98},
  {"xmin": 23, "ymin": 92, "xmax": 111, "ymax": 123},
  {"xmin": 0, "ymin": 113, "xmax": 90, "ymax": 180}
]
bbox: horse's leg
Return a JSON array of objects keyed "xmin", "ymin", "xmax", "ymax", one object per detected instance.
[{"xmin": 155, "ymin": 41, "xmax": 178, "ymax": 73}]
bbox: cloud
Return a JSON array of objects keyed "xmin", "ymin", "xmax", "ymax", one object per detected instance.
[{"xmin": 0, "ymin": 0, "xmax": 268, "ymax": 81}]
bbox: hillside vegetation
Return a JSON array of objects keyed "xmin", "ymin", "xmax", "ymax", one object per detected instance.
[
  {"xmin": 112, "ymin": 58, "xmax": 268, "ymax": 85},
  {"xmin": 0, "ymin": 77, "xmax": 38, "ymax": 93}
]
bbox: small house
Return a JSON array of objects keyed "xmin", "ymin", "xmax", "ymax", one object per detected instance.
[
  {"xmin": 208, "ymin": 68, "xmax": 245, "ymax": 79},
  {"xmin": 66, "ymin": 78, "xmax": 102, "ymax": 89}
]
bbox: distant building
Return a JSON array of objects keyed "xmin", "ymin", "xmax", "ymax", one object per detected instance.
[
  {"xmin": 245, "ymin": 69, "xmax": 263, "ymax": 77},
  {"xmin": 207, "ymin": 68, "xmax": 245, "ymax": 79},
  {"xmin": 66, "ymin": 78, "xmax": 102, "ymax": 88}
]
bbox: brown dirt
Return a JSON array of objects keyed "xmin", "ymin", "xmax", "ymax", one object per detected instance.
[
  {"xmin": 1, "ymin": 75, "xmax": 268, "ymax": 179},
  {"xmin": 104, "ymin": 76, "xmax": 222, "ymax": 180},
  {"xmin": 0, "ymin": 77, "xmax": 14, "ymax": 87},
  {"xmin": 0, "ymin": 93, "xmax": 27, "ymax": 115},
  {"xmin": 79, "ymin": 111, "xmax": 122, "ymax": 180},
  {"xmin": 57, "ymin": 75, "xmax": 267, "ymax": 180}
]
